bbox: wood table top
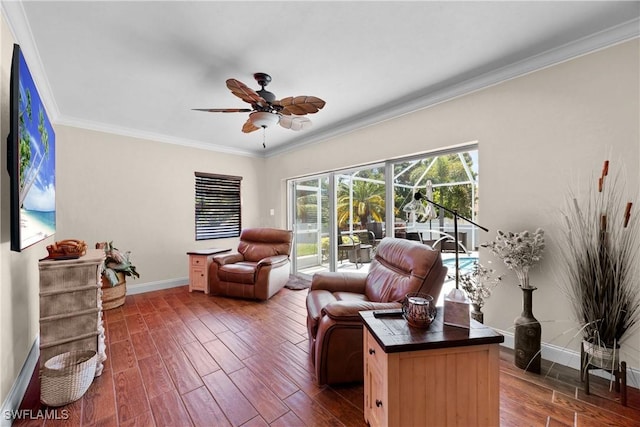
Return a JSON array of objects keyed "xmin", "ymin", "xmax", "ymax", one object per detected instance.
[{"xmin": 360, "ymin": 309, "xmax": 504, "ymax": 354}]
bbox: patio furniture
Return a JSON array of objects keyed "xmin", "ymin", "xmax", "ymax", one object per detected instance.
[
  {"xmin": 342, "ymin": 230, "xmax": 377, "ymax": 263},
  {"xmin": 338, "ymin": 235, "xmax": 361, "ymax": 268}
]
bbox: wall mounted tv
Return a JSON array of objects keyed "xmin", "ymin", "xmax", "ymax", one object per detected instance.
[{"xmin": 6, "ymin": 44, "xmax": 56, "ymax": 252}]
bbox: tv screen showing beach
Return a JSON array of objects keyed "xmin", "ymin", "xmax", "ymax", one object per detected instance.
[{"xmin": 16, "ymin": 47, "xmax": 56, "ymax": 250}]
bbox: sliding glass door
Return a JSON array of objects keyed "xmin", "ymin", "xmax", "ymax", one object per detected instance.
[
  {"xmin": 287, "ymin": 145, "xmax": 478, "ymax": 279},
  {"xmin": 290, "ymin": 176, "xmax": 330, "ymax": 278}
]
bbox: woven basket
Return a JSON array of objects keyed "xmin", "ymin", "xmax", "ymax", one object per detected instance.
[
  {"xmin": 40, "ymin": 350, "xmax": 97, "ymax": 407},
  {"xmin": 101, "ymin": 272, "xmax": 126, "ymax": 310}
]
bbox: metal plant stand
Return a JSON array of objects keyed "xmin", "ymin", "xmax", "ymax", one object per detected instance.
[{"xmin": 581, "ymin": 340, "xmax": 628, "ymax": 406}]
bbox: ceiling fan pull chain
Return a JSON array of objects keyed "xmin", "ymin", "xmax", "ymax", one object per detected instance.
[{"xmin": 262, "ymin": 126, "xmax": 267, "ymax": 149}]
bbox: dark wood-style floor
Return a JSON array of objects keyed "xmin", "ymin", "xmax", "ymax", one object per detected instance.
[{"xmin": 15, "ymin": 285, "xmax": 640, "ymax": 426}]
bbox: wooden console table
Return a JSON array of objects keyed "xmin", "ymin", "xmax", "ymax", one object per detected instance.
[
  {"xmin": 187, "ymin": 248, "xmax": 230, "ymax": 293},
  {"xmin": 360, "ymin": 310, "xmax": 504, "ymax": 427}
]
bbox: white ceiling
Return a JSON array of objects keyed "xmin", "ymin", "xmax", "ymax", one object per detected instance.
[{"xmin": 3, "ymin": 1, "xmax": 639, "ymax": 157}]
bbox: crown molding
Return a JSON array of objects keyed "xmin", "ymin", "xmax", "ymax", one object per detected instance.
[
  {"xmin": 3, "ymin": 2, "xmax": 638, "ymax": 159},
  {"xmin": 265, "ymin": 17, "xmax": 640, "ymax": 157},
  {"xmin": 55, "ymin": 116, "xmax": 258, "ymax": 157},
  {"xmin": 1, "ymin": 0, "xmax": 60, "ymax": 121}
]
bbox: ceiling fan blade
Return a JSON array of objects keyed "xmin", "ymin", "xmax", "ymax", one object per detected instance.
[
  {"xmin": 275, "ymin": 96, "xmax": 326, "ymax": 116},
  {"xmin": 226, "ymin": 79, "xmax": 267, "ymax": 107},
  {"xmin": 279, "ymin": 115, "xmax": 312, "ymax": 131},
  {"xmin": 242, "ymin": 119, "xmax": 260, "ymax": 133},
  {"xmin": 192, "ymin": 108, "xmax": 253, "ymax": 113}
]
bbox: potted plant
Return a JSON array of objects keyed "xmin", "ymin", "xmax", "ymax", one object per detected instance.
[
  {"xmin": 96, "ymin": 241, "xmax": 140, "ymax": 310},
  {"xmin": 457, "ymin": 261, "xmax": 502, "ymax": 323},
  {"xmin": 483, "ymin": 228, "xmax": 545, "ymax": 373},
  {"xmin": 559, "ymin": 160, "xmax": 640, "ymax": 374}
]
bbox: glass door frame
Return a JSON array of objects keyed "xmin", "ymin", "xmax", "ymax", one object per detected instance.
[
  {"xmin": 287, "ymin": 143, "xmax": 478, "ymax": 275},
  {"xmin": 288, "ymin": 173, "xmax": 336, "ymax": 276}
]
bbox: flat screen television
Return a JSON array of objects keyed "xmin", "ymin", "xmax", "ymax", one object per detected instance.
[{"xmin": 6, "ymin": 44, "xmax": 56, "ymax": 252}]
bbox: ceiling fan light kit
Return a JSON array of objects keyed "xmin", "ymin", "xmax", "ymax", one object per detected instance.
[
  {"xmin": 249, "ymin": 111, "xmax": 280, "ymax": 128},
  {"xmin": 194, "ymin": 72, "xmax": 325, "ymax": 147}
]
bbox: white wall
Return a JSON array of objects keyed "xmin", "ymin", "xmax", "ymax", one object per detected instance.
[
  {"xmin": 54, "ymin": 125, "xmax": 265, "ymax": 286},
  {"xmin": 0, "ymin": 11, "xmax": 50, "ymax": 408},
  {"xmin": 265, "ymin": 40, "xmax": 640, "ymax": 370}
]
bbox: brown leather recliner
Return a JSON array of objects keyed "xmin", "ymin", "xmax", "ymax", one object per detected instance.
[
  {"xmin": 209, "ymin": 228, "xmax": 293, "ymax": 300},
  {"xmin": 306, "ymin": 237, "xmax": 448, "ymax": 385}
]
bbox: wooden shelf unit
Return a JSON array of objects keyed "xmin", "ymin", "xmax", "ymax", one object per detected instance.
[{"xmin": 38, "ymin": 249, "xmax": 107, "ymax": 377}]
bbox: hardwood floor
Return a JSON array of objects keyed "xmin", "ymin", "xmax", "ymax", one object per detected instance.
[{"xmin": 15, "ymin": 285, "xmax": 640, "ymax": 426}]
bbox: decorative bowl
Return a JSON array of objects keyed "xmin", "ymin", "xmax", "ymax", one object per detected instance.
[{"xmin": 402, "ymin": 292, "xmax": 436, "ymax": 328}]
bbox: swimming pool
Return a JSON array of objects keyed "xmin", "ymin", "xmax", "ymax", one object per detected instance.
[{"xmin": 441, "ymin": 256, "xmax": 478, "ymax": 273}]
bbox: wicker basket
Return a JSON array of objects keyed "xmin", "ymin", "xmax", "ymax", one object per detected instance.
[
  {"xmin": 40, "ymin": 350, "xmax": 97, "ymax": 407},
  {"xmin": 101, "ymin": 272, "xmax": 126, "ymax": 310}
]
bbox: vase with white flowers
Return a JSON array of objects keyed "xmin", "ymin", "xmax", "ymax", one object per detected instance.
[
  {"xmin": 482, "ymin": 229, "xmax": 545, "ymax": 289},
  {"xmin": 457, "ymin": 261, "xmax": 502, "ymax": 323},
  {"xmin": 483, "ymin": 228, "xmax": 545, "ymax": 373}
]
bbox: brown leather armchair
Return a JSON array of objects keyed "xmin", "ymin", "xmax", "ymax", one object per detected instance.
[
  {"xmin": 306, "ymin": 237, "xmax": 448, "ymax": 385},
  {"xmin": 209, "ymin": 228, "xmax": 293, "ymax": 300}
]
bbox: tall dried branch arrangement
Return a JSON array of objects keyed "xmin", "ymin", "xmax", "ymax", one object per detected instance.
[{"xmin": 560, "ymin": 160, "xmax": 640, "ymax": 348}]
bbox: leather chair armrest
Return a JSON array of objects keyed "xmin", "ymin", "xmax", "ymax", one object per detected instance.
[
  {"xmin": 310, "ymin": 271, "xmax": 367, "ymax": 294},
  {"xmin": 257, "ymin": 254, "xmax": 289, "ymax": 268},
  {"xmin": 322, "ymin": 301, "xmax": 402, "ymax": 321},
  {"xmin": 213, "ymin": 253, "xmax": 244, "ymax": 266}
]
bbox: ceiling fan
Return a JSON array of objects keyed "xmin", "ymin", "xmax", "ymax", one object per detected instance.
[{"xmin": 194, "ymin": 72, "xmax": 326, "ymax": 147}]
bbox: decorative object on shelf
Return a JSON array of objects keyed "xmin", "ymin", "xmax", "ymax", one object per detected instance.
[
  {"xmin": 402, "ymin": 292, "xmax": 437, "ymax": 328},
  {"xmin": 40, "ymin": 350, "xmax": 97, "ymax": 407},
  {"xmin": 458, "ymin": 261, "xmax": 502, "ymax": 323},
  {"xmin": 558, "ymin": 160, "xmax": 638, "ymax": 405},
  {"xmin": 483, "ymin": 228, "xmax": 545, "ymax": 373},
  {"xmin": 96, "ymin": 241, "xmax": 140, "ymax": 310},
  {"xmin": 45, "ymin": 239, "xmax": 87, "ymax": 260}
]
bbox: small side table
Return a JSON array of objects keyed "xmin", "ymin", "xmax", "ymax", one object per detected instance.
[
  {"xmin": 187, "ymin": 248, "xmax": 230, "ymax": 293},
  {"xmin": 360, "ymin": 310, "xmax": 504, "ymax": 427}
]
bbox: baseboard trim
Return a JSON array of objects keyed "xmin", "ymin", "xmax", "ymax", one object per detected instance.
[
  {"xmin": 1, "ymin": 336, "xmax": 39, "ymax": 427},
  {"xmin": 498, "ymin": 329, "xmax": 639, "ymax": 388},
  {"xmin": 125, "ymin": 277, "xmax": 188, "ymax": 295}
]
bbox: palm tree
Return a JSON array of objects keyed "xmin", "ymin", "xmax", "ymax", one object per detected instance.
[
  {"xmin": 407, "ymin": 154, "xmax": 476, "ymax": 219},
  {"xmin": 337, "ymin": 178, "xmax": 385, "ymax": 228}
]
